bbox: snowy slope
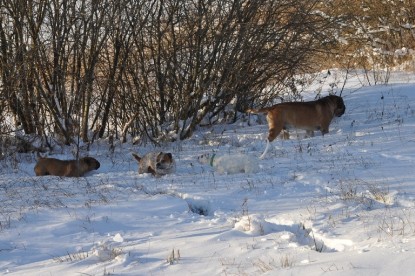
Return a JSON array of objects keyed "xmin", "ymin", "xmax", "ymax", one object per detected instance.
[{"xmin": 1, "ymin": 70, "xmax": 415, "ymax": 275}]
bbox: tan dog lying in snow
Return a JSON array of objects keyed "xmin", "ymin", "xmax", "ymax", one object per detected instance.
[{"xmin": 34, "ymin": 155, "xmax": 100, "ymax": 177}]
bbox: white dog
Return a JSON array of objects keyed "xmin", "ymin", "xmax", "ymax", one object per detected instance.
[{"xmin": 198, "ymin": 153, "xmax": 260, "ymax": 174}]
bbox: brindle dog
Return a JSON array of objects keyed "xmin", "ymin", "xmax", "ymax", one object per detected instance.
[{"xmin": 132, "ymin": 152, "xmax": 175, "ymax": 176}]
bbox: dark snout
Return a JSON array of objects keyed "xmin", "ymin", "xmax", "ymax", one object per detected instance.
[
  {"xmin": 335, "ymin": 98, "xmax": 346, "ymax": 117},
  {"xmin": 84, "ymin": 157, "xmax": 100, "ymax": 170},
  {"xmin": 336, "ymin": 105, "xmax": 346, "ymax": 117}
]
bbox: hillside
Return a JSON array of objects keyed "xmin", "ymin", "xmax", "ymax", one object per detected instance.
[{"xmin": 1, "ymin": 70, "xmax": 415, "ymax": 275}]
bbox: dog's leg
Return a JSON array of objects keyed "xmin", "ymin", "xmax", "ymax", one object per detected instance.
[
  {"xmin": 260, "ymin": 128, "xmax": 277, "ymax": 159},
  {"xmin": 147, "ymin": 166, "xmax": 157, "ymax": 176},
  {"xmin": 259, "ymin": 112, "xmax": 282, "ymax": 159},
  {"xmin": 259, "ymin": 139, "xmax": 270, "ymax": 159},
  {"xmin": 320, "ymin": 127, "xmax": 329, "ymax": 136},
  {"xmin": 282, "ymin": 130, "xmax": 290, "ymax": 139},
  {"xmin": 305, "ymin": 130, "xmax": 315, "ymax": 138}
]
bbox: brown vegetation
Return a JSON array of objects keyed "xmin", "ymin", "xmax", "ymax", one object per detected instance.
[{"xmin": 0, "ymin": 0, "xmax": 414, "ymax": 150}]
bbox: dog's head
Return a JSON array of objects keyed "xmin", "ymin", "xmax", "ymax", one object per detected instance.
[
  {"xmin": 81, "ymin": 157, "xmax": 101, "ymax": 170},
  {"xmin": 156, "ymin": 152, "xmax": 174, "ymax": 170},
  {"xmin": 325, "ymin": 95, "xmax": 345, "ymax": 117},
  {"xmin": 197, "ymin": 153, "xmax": 211, "ymax": 165}
]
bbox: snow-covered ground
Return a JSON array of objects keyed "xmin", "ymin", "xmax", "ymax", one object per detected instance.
[{"xmin": 1, "ymin": 70, "xmax": 415, "ymax": 275}]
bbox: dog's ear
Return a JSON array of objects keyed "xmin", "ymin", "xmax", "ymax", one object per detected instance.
[
  {"xmin": 36, "ymin": 152, "xmax": 45, "ymax": 159},
  {"xmin": 166, "ymin": 153, "xmax": 172, "ymax": 159},
  {"xmin": 132, "ymin": 153, "xmax": 141, "ymax": 162}
]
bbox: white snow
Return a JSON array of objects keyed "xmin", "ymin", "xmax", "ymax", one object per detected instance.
[{"xmin": 1, "ymin": 70, "xmax": 415, "ymax": 275}]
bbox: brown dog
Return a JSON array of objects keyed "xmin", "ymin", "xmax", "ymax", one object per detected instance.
[
  {"xmin": 247, "ymin": 95, "xmax": 345, "ymax": 158},
  {"xmin": 132, "ymin": 152, "xmax": 175, "ymax": 176},
  {"xmin": 34, "ymin": 155, "xmax": 100, "ymax": 177}
]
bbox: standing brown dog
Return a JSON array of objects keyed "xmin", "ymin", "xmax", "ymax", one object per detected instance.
[
  {"xmin": 247, "ymin": 95, "xmax": 345, "ymax": 158},
  {"xmin": 34, "ymin": 155, "xmax": 100, "ymax": 177}
]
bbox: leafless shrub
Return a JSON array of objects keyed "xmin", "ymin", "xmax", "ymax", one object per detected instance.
[
  {"xmin": 279, "ymin": 254, "xmax": 294, "ymax": 268},
  {"xmin": 377, "ymin": 208, "xmax": 415, "ymax": 239},
  {"xmin": 252, "ymin": 258, "xmax": 277, "ymax": 272},
  {"xmin": 53, "ymin": 250, "xmax": 90, "ymax": 263},
  {"xmin": 0, "ymin": 0, "xmax": 342, "ymax": 147},
  {"xmin": 326, "ymin": 0, "xmax": 415, "ymax": 73},
  {"xmin": 338, "ymin": 179, "xmax": 359, "ymax": 201}
]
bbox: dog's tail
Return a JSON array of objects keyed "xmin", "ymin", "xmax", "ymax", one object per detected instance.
[
  {"xmin": 131, "ymin": 153, "xmax": 141, "ymax": 162},
  {"xmin": 247, "ymin": 97, "xmax": 284, "ymax": 114},
  {"xmin": 246, "ymin": 107, "xmax": 272, "ymax": 114}
]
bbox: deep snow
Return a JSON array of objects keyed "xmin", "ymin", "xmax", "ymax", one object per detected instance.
[{"xmin": 1, "ymin": 70, "xmax": 415, "ymax": 275}]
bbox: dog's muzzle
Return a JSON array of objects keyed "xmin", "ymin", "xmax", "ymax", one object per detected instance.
[
  {"xmin": 157, "ymin": 162, "xmax": 171, "ymax": 169},
  {"xmin": 336, "ymin": 105, "xmax": 346, "ymax": 117}
]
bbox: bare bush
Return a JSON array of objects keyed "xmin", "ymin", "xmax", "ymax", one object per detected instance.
[
  {"xmin": 325, "ymin": 0, "xmax": 415, "ymax": 73},
  {"xmin": 0, "ymin": 0, "xmax": 343, "ymax": 147}
]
